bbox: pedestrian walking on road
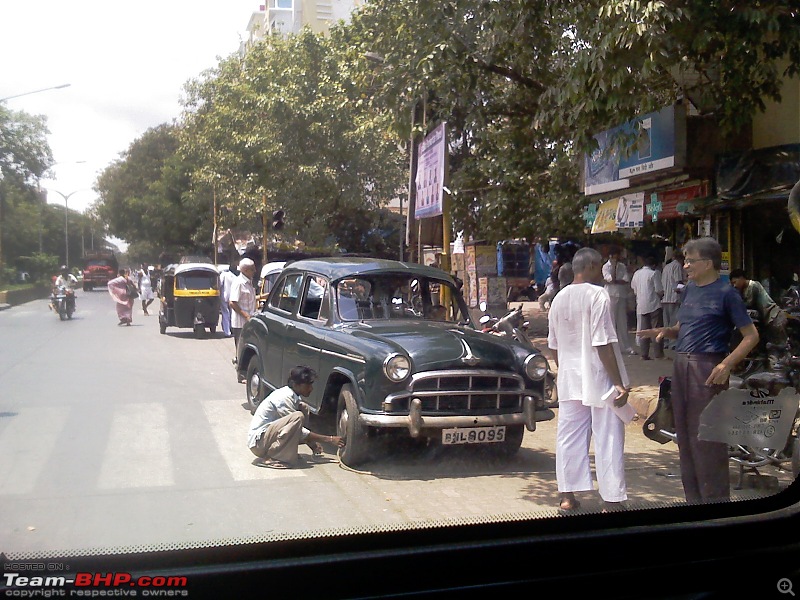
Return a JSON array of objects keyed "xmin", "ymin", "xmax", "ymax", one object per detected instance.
[
  {"xmin": 219, "ymin": 257, "xmax": 239, "ymax": 338},
  {"xmin": 247, "ymin": 366, "xmax": 345, "ymax": 468},
  {"xmin": 548, "ymin": 247, "xmax": 631, "ymax": 512},
  {"xmin": 630, "ymin": 255, "xmax": 664, "ymax": 360},
  {"xmin": 137, "ymin": 263, "xmax": 155, "ymax": 316},
  {"xmin": 108, "ymin": 268, "xmax": 134, "ymax": 326},
  {"xmin": 637, "ymin": 237, "xmax": 758, "ymax": 504},
  {"xmin": 603, "ymin": 247, "xmax": 635, "ymax": 355}
]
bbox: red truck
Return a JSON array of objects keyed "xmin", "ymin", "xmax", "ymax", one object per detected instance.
[{"xmin": 81, "ymin": 250, "xmax": 119, "ymax": 291}]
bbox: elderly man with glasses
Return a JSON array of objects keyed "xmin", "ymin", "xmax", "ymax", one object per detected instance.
[{"xmin": 638, "ymin": 237, "xmax": 758, "ymax": 504}]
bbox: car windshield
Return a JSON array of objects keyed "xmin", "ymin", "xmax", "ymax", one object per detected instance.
[{"xmin": 336, "ymin": 274, "xmax": 466, "ymax": 323}]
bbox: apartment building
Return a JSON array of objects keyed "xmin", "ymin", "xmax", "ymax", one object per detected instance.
[{"xmin": 245, "ymin": 0, "xmax": 365, "ymax": 45}]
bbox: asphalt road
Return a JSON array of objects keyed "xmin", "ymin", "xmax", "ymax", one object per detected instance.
[{"xmin": 0, "ymin": 292, "xmax": 792, "ymax": 557}]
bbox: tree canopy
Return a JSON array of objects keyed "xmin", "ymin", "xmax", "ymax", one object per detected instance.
[{"xmin": 91, "ymin": 1, "xmax": 800, "ymax": 257}]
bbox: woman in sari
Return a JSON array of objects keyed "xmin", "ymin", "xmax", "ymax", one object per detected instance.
[{"xmin": 108, "ymin": 268, "xmax": 134, "ymax": 326}]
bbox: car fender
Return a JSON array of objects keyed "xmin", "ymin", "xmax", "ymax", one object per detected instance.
[{"xmin": 322, "ymin": 366, "xmax": 364, "ymax": 415}]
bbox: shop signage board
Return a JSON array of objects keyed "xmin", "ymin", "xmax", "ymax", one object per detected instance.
[
  {"xmin": 590, "ymin": 198, "xmax": 620, "ymax": 234},
  {"xmin": 583, "ymin": 104, "xmax": 682, "ymax": 196},
  {"xmin": 615, "ymin": 192, "xmax": 645, "ymax": 228},
  {"xmin": 415, "ymin": 122, "xmax": 447, "ymax": 219}
]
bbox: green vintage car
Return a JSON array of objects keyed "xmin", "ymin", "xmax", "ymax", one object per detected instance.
[{"xmin": 236, "ymin": 257, "xmax": 555, "ymax": 466}]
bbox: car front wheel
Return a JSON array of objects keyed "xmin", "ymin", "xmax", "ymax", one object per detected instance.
[
  {"xmin": 246, "ymin": 359, "xmax": 265, "ymax": 415},
  {"xmin": 337, "ymin": 384, "xmax": 373, "ymax": 467}
]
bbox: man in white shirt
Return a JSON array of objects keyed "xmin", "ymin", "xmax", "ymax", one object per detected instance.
[
  {"xmin": 661, "ymin": 250, "xmax": 684, "ymax": 328},
  {"xmin": 248, "ymin": 366, "xmax": 345, "ymax": 468},
  {"xmin": 602, "ymin": 248, "xmax": 635, "ymax": 354},
  {"xmin": 219, "ymin": 258, "xmax": 240, "ymax": 338},
  {"xmin": 229, "ymin": 258, "xmax": 257, "ymax": 347},
  {"xmin": 548, "ymin": 248, "xmax": 631, "ymax": 512},
  {"xmin": 630, "ymin": 255, "xmax": 665, "ymax": 360}
]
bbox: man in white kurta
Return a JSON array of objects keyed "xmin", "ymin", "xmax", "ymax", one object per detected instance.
[
  {"xmin": 548, "ymin": 248, "xmax": 631, "ymax": 511},
  {"xmin": 602, "ymin": 248, "xmax": 635, "ymax": 354}
]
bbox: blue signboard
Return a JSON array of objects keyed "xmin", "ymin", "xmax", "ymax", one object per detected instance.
[{"xmin": 584, "ymin": 105, "xmax": 681, "ymax": 196}]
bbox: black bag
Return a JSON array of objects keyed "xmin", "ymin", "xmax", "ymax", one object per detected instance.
[
  {"xmin": 126, "ymin": 280, "xmax": 139, "ymax": 299},
  {"xmin": 642, "ymin": 378, "xmax": 675, "ymax": 445}
]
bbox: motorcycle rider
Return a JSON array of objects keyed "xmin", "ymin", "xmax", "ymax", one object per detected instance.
[
  {"xmin": 50, "ymin": 265, "xmax": 77, "ymax": 311},
  {"xmin": 729, "ymin": 269, "xmax": 788, "ymax": 367}
]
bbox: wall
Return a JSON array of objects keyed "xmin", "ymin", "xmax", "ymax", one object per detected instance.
[{"xmin": 753, "ymin": 64, "xmax": 800, "ymax": 149}]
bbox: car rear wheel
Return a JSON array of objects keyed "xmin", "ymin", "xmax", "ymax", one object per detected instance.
[
  {"xmin": 246, "ymin": 359, "xmax": 265, "ymax": 415},
  {"xmin": 337, "ymin": 384, "xmax": 373, "ymax": 467}
]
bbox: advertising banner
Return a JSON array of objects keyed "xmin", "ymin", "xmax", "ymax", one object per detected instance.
[
  {"xmin": 415, "ymin": 122, "xmax": 447, "ymax": 219},
  {"xmin": 615, "ymin": 192, "xmax": 645, "ymax": 229},
  {"xmin": 584, "ymin": 105, "xmax": 681, "ymax": 196},
  {"xmin": 590, "ymin": 198, "xmax": 620, "ymax": 234}
]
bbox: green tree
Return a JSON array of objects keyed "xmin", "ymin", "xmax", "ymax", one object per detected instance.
[
  {"xmin": 180, "ymin": 28, "xmax": 407, "ymax": 254},
  {"xmin": 95, "ymin": 124, "xmax": 209, "ymax": 260},
  {"xmin": 0, "ymin": 105, "xmax": 54, "ymax": 274},
  {"xmin": 344, "ymin": 0, "xmax": 800, "ymax": 241}
]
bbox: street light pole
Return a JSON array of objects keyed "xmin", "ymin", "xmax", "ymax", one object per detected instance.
[
  {"xmin": 0, "ymin": 84, "xmax": 71, "ymax": 103},
  {"xmin": 48, "ymin": 189, "xmax": 87, "ymax": 269}
]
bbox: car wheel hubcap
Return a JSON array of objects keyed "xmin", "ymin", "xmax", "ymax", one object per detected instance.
[{"xmin": 248, "ymin": 373, "xmax": 259, "ymax": 402}]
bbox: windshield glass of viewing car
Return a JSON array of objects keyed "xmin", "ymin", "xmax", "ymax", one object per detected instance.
[{"xmin": 336, "ymin": 274, "xmax": 465, "ymax": 322}]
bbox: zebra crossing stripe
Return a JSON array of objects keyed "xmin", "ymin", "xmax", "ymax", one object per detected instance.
[
  {"xmin": 201, "ymin": 400, "xmax": 305, "ymax": 480},
  {"xmin": 98, "ymin": 403, "xmax": 174, "ymax": 488}
]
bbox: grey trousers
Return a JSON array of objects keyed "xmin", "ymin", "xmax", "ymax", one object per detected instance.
[
  {"xmin": 671, "ymin": 353, "xmax": 730, "ymax": 503},
  {"xmin": 636, "ymin": 309, "xmax": 664, "ymax": 358},
  {"xmin": 250, "ymin": 412, "xmax": 305, "ymax": 464}
]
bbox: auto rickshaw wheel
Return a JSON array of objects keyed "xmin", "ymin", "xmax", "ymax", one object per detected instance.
[
  {"xmin": 209, "ymin": 325, "xmax": 216, "ymax": 335},
  {"xmin": 193, "ymin": 324, "xmax": 204, "ymax": 339}
]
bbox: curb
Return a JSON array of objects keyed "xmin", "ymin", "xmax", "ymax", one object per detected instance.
[{"xmin": 0, "ymin": 303, "xmax": 11, "ymax": 311}]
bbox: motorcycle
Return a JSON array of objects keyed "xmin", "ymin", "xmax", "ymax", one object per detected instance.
[
  {"xmin": 479, "ymin": 302, "xmax": 558, "ymax": 407},
  {"xmin": 644, "ymin": 347, "xmax": 800, "ymax": 485},
  {"xmin": 52, "ymin": 286, "xmax": 76, "ymax": 321}
]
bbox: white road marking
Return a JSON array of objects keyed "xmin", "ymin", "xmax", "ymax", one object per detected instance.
[
  {"xmin": 98, "ymin": 403, "xmax": 174, "ymax": 488},
  {"xmin": 201, "ymin": 400, "xmax": 305, "ymax": 480}
]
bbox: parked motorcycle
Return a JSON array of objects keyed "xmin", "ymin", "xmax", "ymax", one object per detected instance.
[
  {"xmin": 52, "ymin": 286, "xmax": 76, "ymax": 321},
  {"xmin": 479, "ymin": 302, "xmax": 558, "ymax": 406},
  {"xmin": 644, "ymin": 349, "xmax": 800, "ymax": 484}
]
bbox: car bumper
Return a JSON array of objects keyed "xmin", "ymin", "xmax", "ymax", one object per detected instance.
[{"xmin": 359, "ymin": 397, "xmax": 555, "ymax": 437}]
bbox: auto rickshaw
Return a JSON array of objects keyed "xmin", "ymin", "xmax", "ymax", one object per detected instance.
[{"xmin": 158, "ymin": 263, "xmax": 220, "ymax": 338}]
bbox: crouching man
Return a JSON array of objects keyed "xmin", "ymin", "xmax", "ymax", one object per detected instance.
[{"xmin": 248, "ymin": 365, "xmax": 345, "ymax": 468}]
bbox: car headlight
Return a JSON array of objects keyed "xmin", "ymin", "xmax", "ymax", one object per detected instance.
[
  {"xmin": 383, "ymin": 354, "xmax": 411, "ymax": 382},
  {"xmin": 524, "ymin": 354, "xmax": 548, "ymax": 381}
]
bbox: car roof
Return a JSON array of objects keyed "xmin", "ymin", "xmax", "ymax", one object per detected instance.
[{"xmin": 282, "ymin": 257, "xmax": 454, "ymax": 282}]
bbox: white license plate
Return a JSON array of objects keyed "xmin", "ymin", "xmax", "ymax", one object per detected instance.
[{"xmin": 442, "ymin": 426, "xmax": 506, "ymax": 445}]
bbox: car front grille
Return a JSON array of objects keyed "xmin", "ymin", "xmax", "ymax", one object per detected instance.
[{"xmin": 384, "ymin": 370, "xmax": 525, "ymax": 415}]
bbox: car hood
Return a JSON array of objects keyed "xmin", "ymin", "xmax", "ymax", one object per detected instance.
[{"xmin": 348, "ymin": 322, "xmax": 524, "ymax": 371}]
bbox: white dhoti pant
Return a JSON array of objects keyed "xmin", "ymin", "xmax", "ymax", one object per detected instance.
[
  {"xmin": 556, "ymin": 399, "xmax": 627, "ymax": 502},
  {"xmin": 221, "ymin": 299, "xmax": 231, "ymax": 336}
]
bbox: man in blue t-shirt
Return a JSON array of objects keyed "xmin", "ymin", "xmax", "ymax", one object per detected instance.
[{"xmin": 638, "ymin": 238, "xmax": 758, "ymax": 504}]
